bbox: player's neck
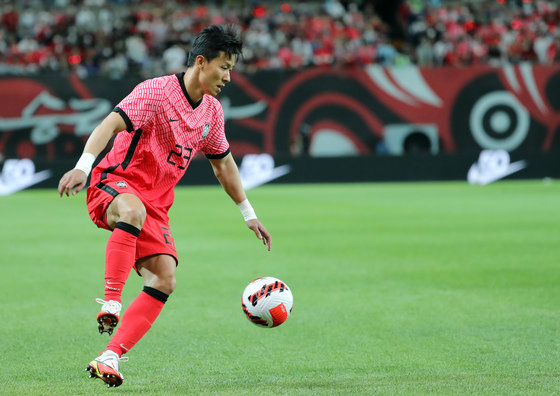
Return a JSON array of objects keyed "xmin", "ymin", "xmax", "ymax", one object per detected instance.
[{"xmin": 183, "ymin": 68, "xmax": 204, "ymax": 103}]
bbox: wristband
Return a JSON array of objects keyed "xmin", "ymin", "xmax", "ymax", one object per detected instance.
[
  {"xmin": 74, "ymin": 152, "xmax": 96, "ymax": 176},
  {"xmin": 237, "ymin": 199, "xmax": 257, "ymax": 221}
]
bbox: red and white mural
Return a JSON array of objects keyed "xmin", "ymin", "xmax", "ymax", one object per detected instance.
[
  {"xmin": 226, "ymin": 64, "xmax": 560, "ymax": 157},
  {"xmin": 1, "ymin": 64, "xmax": 560, "ymax": 163}
]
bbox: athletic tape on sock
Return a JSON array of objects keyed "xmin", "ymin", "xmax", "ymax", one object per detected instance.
[
  {"xmin": 115, "ymin": 222, "xmax": 141, "ymax": 237},
  {"xmin": 143, "ymin": 286, "xmax": 169, "ymax": 303}
]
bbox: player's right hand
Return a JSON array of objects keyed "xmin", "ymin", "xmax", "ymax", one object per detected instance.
[
  {"xmin": 246, "ymin": 219, "xmax": 272, "ymax": 251},
  {"xmin": 58, "ymin": 169, "xmax": 88, "ymax": 197}
]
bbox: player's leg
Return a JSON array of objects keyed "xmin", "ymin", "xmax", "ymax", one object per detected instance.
[
  {"xmin": 86, "ymin": 255, "xmax": 176, "ymax": 387},
  {"xmin": 137, "ymin": 253, "xmax": 178, "ymax": 295},
  {"xmin": 104, "ymin": 254, "xmax": 176, "ymax": 357},
  {"xmin": 97, "ymin": 193, "xmax": 146, "ymax": 335}
]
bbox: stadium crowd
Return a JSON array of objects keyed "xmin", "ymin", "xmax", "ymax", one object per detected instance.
[{"xmin": 0, "ymin": 0, "xmax": 559, "ymax": 78}]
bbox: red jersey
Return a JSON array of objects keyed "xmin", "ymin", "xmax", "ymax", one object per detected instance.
[{"xmin": 91, "ymin": 73, "xmax": 229, "ymax": 214}]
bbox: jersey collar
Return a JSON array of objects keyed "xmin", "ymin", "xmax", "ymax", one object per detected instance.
[{"xmin": 176, "ymin": 72, "xmax": 203, "ymax": 110}]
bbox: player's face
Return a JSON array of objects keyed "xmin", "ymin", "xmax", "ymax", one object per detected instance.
[{"xmin": 199, "ymin": 51, "xmax": 235, "ymax": 97}]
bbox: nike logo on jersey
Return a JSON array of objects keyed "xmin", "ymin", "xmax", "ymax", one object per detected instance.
[{"xmin": 170, "ymin": 118, "xmax": 179, "ymax": 122}]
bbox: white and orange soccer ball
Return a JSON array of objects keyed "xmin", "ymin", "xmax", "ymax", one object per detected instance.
[{"xmin": 241, "ymin": 277, "xmax": 293, "ymax": 328}]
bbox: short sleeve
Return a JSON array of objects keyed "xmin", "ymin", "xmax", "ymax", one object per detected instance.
[
  {"xmin": 202, "ymin": 100, "xmax": 230, "ymax": 159},
  {"xmin": 114, "ymin": 79, "xmax": 164, "ymax": 132}
]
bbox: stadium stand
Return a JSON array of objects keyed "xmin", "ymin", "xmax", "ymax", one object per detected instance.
[{"xmin": 0, "ymin": 0, "xmax": 559, "ymax": 78}]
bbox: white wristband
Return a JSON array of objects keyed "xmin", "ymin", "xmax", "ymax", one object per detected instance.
[
  {"xmin": 74, "ymin": 152, "xmax": 96, "ymax": 176},
  {"xmin": 237, "ymin": 199, "xmax": 257, "ymax": 221}
]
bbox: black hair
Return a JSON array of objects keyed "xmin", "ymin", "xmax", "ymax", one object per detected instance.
[{"xmin": 186, "ymin": 24, "xmax": 243, "ymax": 67}]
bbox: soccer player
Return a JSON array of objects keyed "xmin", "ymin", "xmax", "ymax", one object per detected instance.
[{"xmin": 57, "ymin": 24, "xmax": 271, "ymax": 387}]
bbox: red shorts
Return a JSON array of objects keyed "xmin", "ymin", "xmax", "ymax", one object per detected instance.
[{"xmin": 86, "ymin": 177, "xmax": 178, "ymax": 268}]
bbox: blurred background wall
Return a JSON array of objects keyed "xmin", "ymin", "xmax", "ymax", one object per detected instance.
[{"xmin": 1, "ymin": 0, "xmax": 559, "ymax": 189}]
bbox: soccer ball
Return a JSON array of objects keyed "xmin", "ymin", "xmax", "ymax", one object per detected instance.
[{"xmin": 241, "ymin": 277, "xmax": 293, "ymax": 328}]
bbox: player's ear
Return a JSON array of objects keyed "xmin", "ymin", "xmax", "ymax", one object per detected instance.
[{"xmin": 195, "ymin": 55, "xmax": 206, "ymax": 70}]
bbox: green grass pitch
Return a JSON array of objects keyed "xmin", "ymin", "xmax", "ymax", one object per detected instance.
[{"xmin": 1, "ymin": 180, "xmax": 558, "ymax": 395}]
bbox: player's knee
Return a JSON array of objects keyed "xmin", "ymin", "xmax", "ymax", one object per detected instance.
[
  {"xmin": 154, "ymin": 274, "xmax": 176, "ymax": 295},
  {"xmin": 118, "ymin": 206, "xmax": 146, "ymax": 229},
  {"xmin": 167, "ymin": 276, "xmax": 177, "ymax": 294}
]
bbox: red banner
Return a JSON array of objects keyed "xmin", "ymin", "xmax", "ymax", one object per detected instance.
[{"xmin": 1, "ymin": 65, "xmax": 560, "ymax": 162}]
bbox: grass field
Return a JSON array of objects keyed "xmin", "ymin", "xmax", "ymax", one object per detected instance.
[{"xmin": 1, "ymin": 180, "xmax": 558, "ymax": 395}]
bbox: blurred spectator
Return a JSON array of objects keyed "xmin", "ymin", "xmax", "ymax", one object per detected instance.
[
  {"xmin": 547, "ymin": 35, "xmax": 560, "ymax": 64},
  {"xmin": 376, "ymin": 36, "xmax": 397, "ymax": 65},
  {"xmin": 416, "ymin": 37, "xmax": 435, "ymax": 66},
  {"xmin": 162, "ymin": 42, "xmax": 187, "ymax": 74}
]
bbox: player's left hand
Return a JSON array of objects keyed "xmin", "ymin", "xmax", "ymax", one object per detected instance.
[
  {"xmin": 58, "ymin": 168, "xmax": 88, "ymax": 197},
  {"xmin": 246, "ymin": 219, "xmax": 271, "ymax": 251}
]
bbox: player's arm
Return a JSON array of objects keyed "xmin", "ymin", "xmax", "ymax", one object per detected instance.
[
  {"xmin": 58, "ymin": 111, "xmax": 127, "ymax": 197},
  {"xmin": 209, "ymin": 152, "xmax": 271, "ymax": 251}
]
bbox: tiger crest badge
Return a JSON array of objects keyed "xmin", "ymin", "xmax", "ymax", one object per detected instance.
[{"xmin": 200, "ymin": 122, "xmax": 210, "ymax": 140}]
